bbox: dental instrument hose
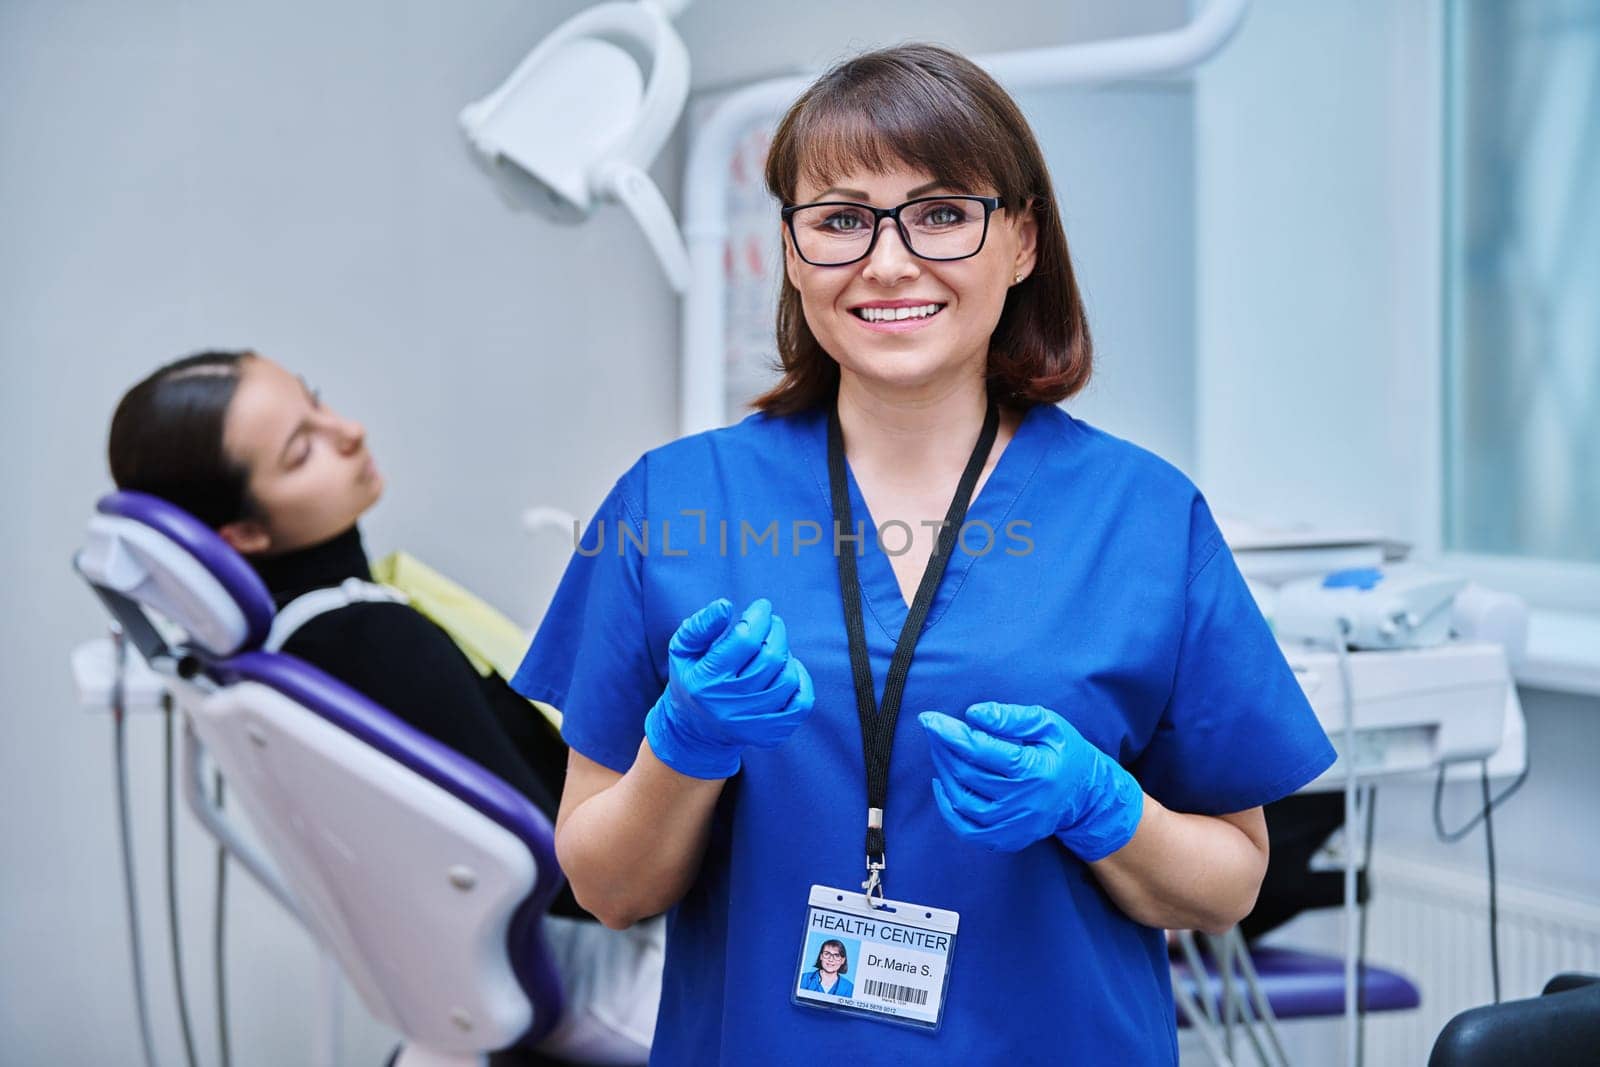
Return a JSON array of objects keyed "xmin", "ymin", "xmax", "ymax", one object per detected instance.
[
  {"xmin": 214, "ymin": 771, "xmax": 232, "ymax": 1067},
  {"xmin": 1356, "ymin": 786, "xmax": 1375, "ymax": 1067},
  {"xmin": 112, "ymin": 628, "xmax": 162, "ymax": 1067},
  {"xmin": 1480, "ymin": 763, "xmax": 1501, "ymax": 1003},
  {"xmin": 1432, "ymin": 755, "xmax": 1524, "ymax": 1004},
  {"xmin": 1331, "ymin": 625, "xmax": 1361, "ymax": 1067},
  {"xmin": 164, "ymin": 695, "xmax": 201, "ymax": 1067},
  {"xmin": 1431, "ymin": 756, "xmax": 1529, "ymax": 840}
]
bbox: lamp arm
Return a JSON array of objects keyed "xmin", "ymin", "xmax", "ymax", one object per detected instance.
[{"xmin": 598, "ymin": 162, "xmax": 690, "ymax": 292}]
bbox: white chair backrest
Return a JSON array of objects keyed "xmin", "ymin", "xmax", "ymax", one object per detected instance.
[{"xmin": 188, "ymin": 680, "xmax": 538, "ymax": 1051}]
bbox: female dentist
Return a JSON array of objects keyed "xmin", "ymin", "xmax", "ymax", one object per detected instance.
[{"xmin": 512, "ymin": 44, "xmax": 1334, "ymax": 1064}]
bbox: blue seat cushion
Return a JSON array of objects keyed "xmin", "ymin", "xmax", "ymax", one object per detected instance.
[{"xmin": 1174, "ymin": 945, "xmax": 1420, "ymax": 1023}]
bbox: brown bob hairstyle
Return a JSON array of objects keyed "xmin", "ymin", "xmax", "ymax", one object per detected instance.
[{"xmin": 755, "ymin": 43, "xmax": 1092, "ymax": 416}]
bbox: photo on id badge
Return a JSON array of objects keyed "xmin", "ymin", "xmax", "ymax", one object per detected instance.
[{"xmin": 798, "ymin": 933, "xmax": 858, "ymax": 999}]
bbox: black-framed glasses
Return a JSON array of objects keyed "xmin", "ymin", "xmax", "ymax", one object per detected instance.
[{"xmin": 781, "ymin": 195, "xmax": 1004, "ymax": 267}]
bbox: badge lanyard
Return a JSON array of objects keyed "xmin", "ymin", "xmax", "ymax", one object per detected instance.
[{"xmin": 826, "ymin": 396, "xmax": 999, "ymax": 908}]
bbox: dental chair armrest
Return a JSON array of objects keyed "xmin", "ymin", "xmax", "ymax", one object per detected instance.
[
  {"xmin": 1541, "ymin": 972, "xmax": 1599, "ymax": 996},
  {"xmin": 1428, "ymin": 978, "xmax": 1600, "ymax": 1066}
]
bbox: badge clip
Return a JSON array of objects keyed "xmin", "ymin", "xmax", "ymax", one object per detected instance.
[{"xmin": 862, "ymin": 852, "xmax": 887, "ymax": 909}]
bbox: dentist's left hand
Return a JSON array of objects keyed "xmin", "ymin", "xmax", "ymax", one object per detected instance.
[{"xmin": 918, "ymin": 701, "xmax": 1144, "ymax": 859}]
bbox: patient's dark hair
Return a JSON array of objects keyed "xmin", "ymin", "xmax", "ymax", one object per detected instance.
[{"xmin": 109, "ymin": 351, "xmax": 259, "ymax": 528}]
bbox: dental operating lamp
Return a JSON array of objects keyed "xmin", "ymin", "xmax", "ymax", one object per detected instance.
[{"xmin": 459, "ymin": 0, "xmax": 693, "ymax": 291}]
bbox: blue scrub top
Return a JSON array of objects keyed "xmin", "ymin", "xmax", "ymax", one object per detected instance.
[
  {"xmin": 800, "ymin": 970, "xmax": 854, "ymax": 997},
  {"xmin": 512, "ymin": 403, "xmax": 1334, "ymax": 1065}
]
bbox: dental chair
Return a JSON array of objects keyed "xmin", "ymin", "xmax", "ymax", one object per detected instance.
[
  {"xmin": 76, "ymin": 490, "xmax": 569, "ymax": 1067},
  {"xmin": 1428, "ymin": 972, "xmax": 1600, "ymax": 1067}
]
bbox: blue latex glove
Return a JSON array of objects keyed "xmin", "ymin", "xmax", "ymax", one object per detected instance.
[
  {"xmin": 644, "ymin": 597, "xmax": 816, "ymax": 779},
  {"xmin": 917, "ymin": 701, "xmax": 1144, "ymax": 859}
]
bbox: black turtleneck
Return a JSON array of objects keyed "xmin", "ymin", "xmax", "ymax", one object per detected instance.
[
  {"xmin": 251, "ymin": 524, "xmax": 374, "ymax": 605},
  {"xmin": 249, "ymin": 526, "xmax": 584, "ymax": 918}
]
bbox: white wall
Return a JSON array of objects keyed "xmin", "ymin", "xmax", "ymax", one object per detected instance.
[
  {"xmin": 1195, "ymin": 0, "xmax": 1442, "ymax": 543},
  {"xmin": 678, "ymin": 2, "xmax": 1185, "ymax": 92},
  {"xmin": 1020, "ymin": 84, "xmax": 1196, "ymax": 472},
  {"xmin": 0, "ymin": 2, "xmax": 1186, "ymax": 1064}
]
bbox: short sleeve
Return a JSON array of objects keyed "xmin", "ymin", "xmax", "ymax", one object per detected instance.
[
  {"xmin": 1130, "ymin": 497, "xmax": 1336, "ymax": 814},
  {"xmin": 509, "ymin": 464, "xmax": 663, "ymax": 773}
]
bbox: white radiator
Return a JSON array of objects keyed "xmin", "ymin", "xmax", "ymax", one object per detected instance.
[
  {"xmin": 1231, "ymin": 849, "xmax": 1600, "ymax": 1066},
  {"xmin": 1360, "ymin": 849, "xmax": 1600, "ymax": 1063}
]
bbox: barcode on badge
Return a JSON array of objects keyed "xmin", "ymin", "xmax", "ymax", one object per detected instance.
[{"xmin": 862, "ymin": 978, "xmax": 929, "ymax": 1005}]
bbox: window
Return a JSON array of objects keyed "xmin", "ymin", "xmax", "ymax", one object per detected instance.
[{"xmin": 1443, "ymin": 0, "xmax": 1600, "ymax": 567}]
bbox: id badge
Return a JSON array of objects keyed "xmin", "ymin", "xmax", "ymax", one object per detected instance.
[{"xmin": 792, "ymin": 884, "xmax": 959, "ymax": 1031}]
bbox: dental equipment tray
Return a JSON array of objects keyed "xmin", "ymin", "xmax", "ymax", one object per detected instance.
[{"xmin": 1282, "ymin": 641, "xmax": 1511, "ymax": 788}]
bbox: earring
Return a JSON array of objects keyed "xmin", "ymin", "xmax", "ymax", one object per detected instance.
[{"xmin": 1013, "ymin": 272, "xmax": 1024, "ymax": 284}]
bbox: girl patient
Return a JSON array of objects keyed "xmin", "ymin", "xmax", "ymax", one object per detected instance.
[{"xmin": 108, "ymin": 349, "xmax": 660, "ymax": 1066}]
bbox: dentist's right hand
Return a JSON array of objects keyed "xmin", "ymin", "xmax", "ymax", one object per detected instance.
[{"xmin": 644, "ymin": 597, "xmax": 816, "ymax": 780}]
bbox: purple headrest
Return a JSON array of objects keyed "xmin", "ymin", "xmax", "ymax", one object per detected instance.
[{"xmin": 91, "ymin": 490, "xmax": 276, "ymax": 652}]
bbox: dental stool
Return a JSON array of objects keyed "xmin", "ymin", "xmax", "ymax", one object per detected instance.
[
  {"xmin": 1171, "ymin": 930, "xmax": 1419, "ymax": 1066},
  {"xmin": 76, "ymin": 490, "xmax": 568, "ymax": 1067}
]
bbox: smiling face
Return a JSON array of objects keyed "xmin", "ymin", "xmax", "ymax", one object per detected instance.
[
  {"xmin": 818, "ymin": 943, "xmax": 846, "ymax": 975},
  {"xmin": 783, "ymin": 162, "xmax": 1037, "ymax": 403},
  {"xmin": 757, "ymin": 45, "xmax": 1092, "ymax": 416},
  {"xmin": 217, "ymin": 356, "xmax": 383, "ymax": 556}
]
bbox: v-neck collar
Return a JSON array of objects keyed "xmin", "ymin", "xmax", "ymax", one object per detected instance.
[{"xmin": 801, "ymin": 400, "xmax": 1051, "ymax": 643}]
